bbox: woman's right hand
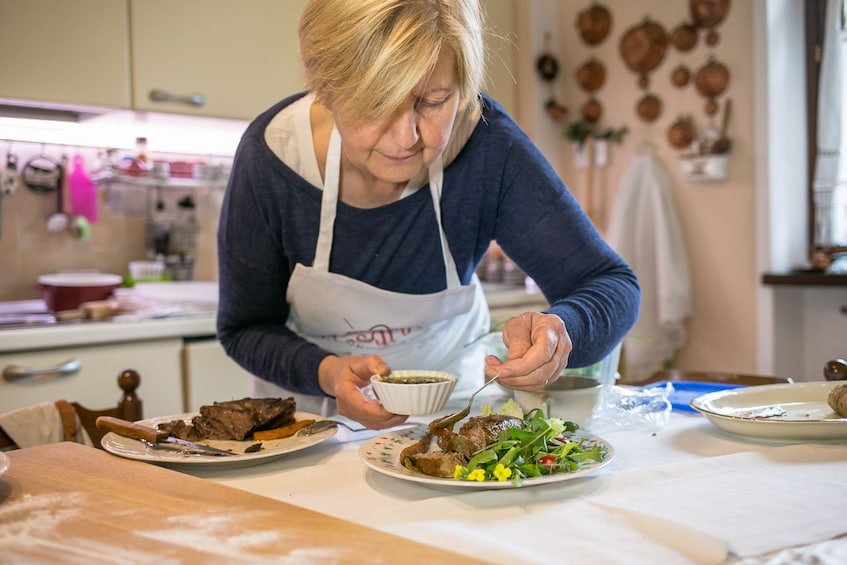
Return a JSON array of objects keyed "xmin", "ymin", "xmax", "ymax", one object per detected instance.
[{"xmin": 318, "ymin": 354, "xmax": 409, "ymax": 429}]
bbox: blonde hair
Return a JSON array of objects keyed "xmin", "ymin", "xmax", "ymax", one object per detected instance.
[{"xmin": 298, "ymin": 0, "xmax": 485, "ymax": 123}]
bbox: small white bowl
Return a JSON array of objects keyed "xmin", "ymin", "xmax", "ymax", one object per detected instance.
[
  {"xmin": 370, "ymin": 370, "xmax": 457, "ymax": 415},
  {"xmin": 513, "ymin": 376, "xmax": 602, "ymax": 426}
]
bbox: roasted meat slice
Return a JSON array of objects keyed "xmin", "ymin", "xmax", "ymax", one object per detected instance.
[
  {"xmin": 203, "ymin": 397, "xmax": 297, "ymax": 430},
  {"xmin": 408, "ymin": 451, "xmax": 468, "ymax": 478},
  {"xmin": 435, "ymin": 415, "xmax": 524, "ymax": 457},
  {"xmin": 406, "ymin": 414, "xmax": 525, "ymax": 477},
  {"xmin": 459, "ymin": 414, "xmax": 524, "ymax": 448},
  {"xmin": 158, "ymin": 397, "xmax": 296, "ymax": 441}
]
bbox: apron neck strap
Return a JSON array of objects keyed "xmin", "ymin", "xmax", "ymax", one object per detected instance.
[
  {"xmin": 427, "ymin": 156, "xmax": 460, "ymax": 288},
  {"xmin": 313, "ymin": 128, "xmax": 342, "ymax": 271}
]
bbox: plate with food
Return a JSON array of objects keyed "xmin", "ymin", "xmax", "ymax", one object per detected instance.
[
  {"xmin": 689, "ymin": 381, "xmax": 847, "ymax": 441},
  {"xmin": 358, "ymin": 408, "xmax": 614, "ymax": 489},
  {"xmin": 101, "ymin": 397, "xmax": 336, "ymax": 469}
]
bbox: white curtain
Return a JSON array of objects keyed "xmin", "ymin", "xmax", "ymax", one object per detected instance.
[
  {"xmin": 814, "ymin": 0, "xmax": 847, "ymax": 247},
  {"xmin": 607, "ymin": 149, "xmax": 692, "ymax": 381}
]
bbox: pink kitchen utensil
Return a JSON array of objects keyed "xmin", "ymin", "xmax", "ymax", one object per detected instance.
[{"xmin": 68, "ymin": 154, "xmax": 98, "ymax": 223}]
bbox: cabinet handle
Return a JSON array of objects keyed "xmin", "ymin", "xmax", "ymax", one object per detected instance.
[
  {"xmin": 148, "ymin": 88, "xmax": 205, "ymax": 107},
  {"xmin": 2, "ymin": 357, "xmax": 82, "ymax": 383}
]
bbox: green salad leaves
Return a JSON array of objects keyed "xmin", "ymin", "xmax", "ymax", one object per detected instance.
[{"xmin": 452, "ymin": 408, "xmax": 607, "ymax": 486}]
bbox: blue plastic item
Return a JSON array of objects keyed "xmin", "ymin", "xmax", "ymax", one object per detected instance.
[{"xmin": 640, "ymin": 380, "xmax": 747, "ymax": 413}]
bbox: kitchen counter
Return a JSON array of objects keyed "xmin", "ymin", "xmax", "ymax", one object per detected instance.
[
  {"xmin": 0, "ymin": 283, "xmax": 545, "ymax": 354},
  {"xmin": 0, "ymin": 315, "xmax": 216, "ymax": 353}
]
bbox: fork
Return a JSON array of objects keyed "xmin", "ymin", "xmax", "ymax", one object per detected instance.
[
  {"xmin": 297, "ymin": 419, "xmax": 367, "ymax": 436},
  {"xmin": 428, "ymin": 375, "xmax": 500, "ymax": 431},
  {"xmin": 140, "ymin": 438, "xmax": 213, "ymax": 456}
]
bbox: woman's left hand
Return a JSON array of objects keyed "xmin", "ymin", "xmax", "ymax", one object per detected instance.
[
  {"xmin": 318, "ymin": 354, "xmax": 409, "ymax": 429},
  {"xmin": 483, "ymin": 312, "xmax": 571, "ymax": 391}
]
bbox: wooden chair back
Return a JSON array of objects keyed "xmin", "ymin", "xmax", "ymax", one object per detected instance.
[
  {"xmin": 824, "ymin": 358, "xmax": 847, "ymax": 381},
  {"xmin": 0, "ymin": 369, "xmax": 142, "ymax": 450}
]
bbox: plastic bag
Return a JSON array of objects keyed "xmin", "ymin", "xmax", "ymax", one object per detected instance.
[{"xmin": 585, "ymin": 382, "xmax": 674, "ymax": 434}]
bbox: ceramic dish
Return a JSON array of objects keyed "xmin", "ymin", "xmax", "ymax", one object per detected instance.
[
  {"xmin": 101, "ymin": 411, "xmax": 336, "ymax": 469},
  {"xmin": 370, "ymin": 370, "xmax": 457, "ymax": 415},
  {"xmin": 690, "ymin": 381, "xmax": 847, "ymax": 440},
  {"xmin": 358, "ymin": 425, "xmax": 614, "ymax": 490},
  {"xmin": 0, "ymin": 450, "xmax": 9, "ymax": 477}
]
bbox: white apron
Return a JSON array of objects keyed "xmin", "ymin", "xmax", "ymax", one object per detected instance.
[{"xmin": 253, "ymin": 128, "xmax": 491, "ymax": 415}]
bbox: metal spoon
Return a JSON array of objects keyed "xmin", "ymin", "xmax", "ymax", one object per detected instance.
[{"xmin": 428, "ymin": 375, "xmax": 500, "ymax": 432}]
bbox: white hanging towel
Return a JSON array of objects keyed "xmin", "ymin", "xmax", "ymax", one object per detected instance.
[{"xmin": 607, "ymin": 149, "xmax": 692, "ymax": 380}]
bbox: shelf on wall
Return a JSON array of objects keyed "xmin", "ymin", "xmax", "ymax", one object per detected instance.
[
  {"xmin": 761, "ymin": 272, "xmax": 847, "ymax": 287},
  {"xmin": 93, "ymin": 173, "xmax": 227, "ymax": 190}
]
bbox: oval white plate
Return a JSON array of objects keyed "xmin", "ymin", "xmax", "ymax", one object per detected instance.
[
  {"xmin": 690, "ymin": 381, "xmax": 847, "ymax": 441},
  {"xmin": 0, "ymin": 450, "xmax": 9, "ymax": 477},
  {"xmin": 101, "ymin": 411, "xmax": 335, "ymax": 469},
  {"xmin": 358, "ymin": 425, "xmax": 614, "ymax": 490}
]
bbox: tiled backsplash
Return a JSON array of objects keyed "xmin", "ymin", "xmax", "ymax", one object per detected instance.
[{"xmin": 0, "ymin": 141, "xmax": 228, "ymax": 302}]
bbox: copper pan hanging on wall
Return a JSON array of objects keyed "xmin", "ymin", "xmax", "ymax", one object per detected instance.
[
  {"xmin": 670, "ymin": 23, "xmax": 698, "ymax": 52},
  {"xmin": 575, "ymin": 58, "xmax": 607, "ymax": 93},
  {"xmin": 576, "ymin": 3, "xmax": 612, "ymax": 46},
  {"xmin": 619, "ymin": 18, "xmax": 668, "ymax": 89},
  {"xmin": 690, "ymin": 0, "xmax": 731, "ymax": 30}
]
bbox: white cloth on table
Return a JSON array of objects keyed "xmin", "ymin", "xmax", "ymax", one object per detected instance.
[
  {"xmin": 607, "ymin": 149, "xmax": 691, "ymax": 380},
  {"xmin": 0, "ymin": 402, "xmax": 92, "ymax": 449},
  {"xmin": 205, "ymin": 410, "xmax": 847, "ymax": 565}
]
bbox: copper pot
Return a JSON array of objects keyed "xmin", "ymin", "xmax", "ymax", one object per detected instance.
[
  {"xmin": 690, "ymin": 0, "xmax": 731, "ymax": 29},
  {"xmin": 670, "ymin": 23, "xmax": 698, "ymax": 52},
  {"xmin": 671, "ymin": 65, "xmax": 691, "ymax": 87},
  {"xmin": 636, "ymin": 94, "xmax": 662, "ymax": 122},
  {"xmin": 575, "ymin": 58, "xmax": 606, "ymax": 93},
  {"xmin": 667, "ymin": 116, "xmax": 697, "ymax": 148},
  {"xmin": 695, "ymin": 57, "xmax": 730, "ymax": 98},
  {"xmin": 582, "ymin": 98, "xmax": 603, "ymax": 123},
  {"xmin": 619, "ymin": 18, "xmax": 669, "ymax": 75}
]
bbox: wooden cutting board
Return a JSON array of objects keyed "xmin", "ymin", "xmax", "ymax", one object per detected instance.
[{"xmin": 0, "ymin": 442, "xmax": 489, "ymax": 564}]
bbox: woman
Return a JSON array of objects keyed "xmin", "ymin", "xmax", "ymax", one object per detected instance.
[{"xmin": 217, "ymin": 0, "xmax": 640, "ymax": 429}]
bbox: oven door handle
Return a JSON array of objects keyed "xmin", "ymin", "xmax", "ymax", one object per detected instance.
[{"xmin": 2, "ymin": 357, "xmax": 82, "ymax": 383}]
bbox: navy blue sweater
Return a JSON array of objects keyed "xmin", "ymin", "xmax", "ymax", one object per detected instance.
[{"xmin": 217, "ymin": 93, "xmax": 640, "ymax": 396}]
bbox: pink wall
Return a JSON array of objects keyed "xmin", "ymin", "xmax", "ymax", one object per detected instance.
[{"xmin": 515, "ymin": 0, "xmax": 759, "ymax": 376}]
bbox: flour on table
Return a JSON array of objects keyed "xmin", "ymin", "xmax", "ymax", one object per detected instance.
[{"xmin": 137, "ymin": 511, "xmax": 351, "ymax": 563}]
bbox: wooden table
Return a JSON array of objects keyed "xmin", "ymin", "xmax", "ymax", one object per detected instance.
[{"xmin": 0, "ymin": 442, "xmax": 487, "ymax": 564}]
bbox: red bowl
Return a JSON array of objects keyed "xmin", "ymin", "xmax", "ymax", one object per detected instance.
[{"xmin": 38, "ymin": 273, "xmax": 123, "ymax": 312}]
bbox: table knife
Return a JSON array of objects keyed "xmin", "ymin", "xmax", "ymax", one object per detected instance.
[{"xmin": 96, "ymin": 416, "xmax": 236, "ymax": 456}]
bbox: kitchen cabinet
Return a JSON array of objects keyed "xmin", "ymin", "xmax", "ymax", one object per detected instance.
[
  {"xmin": 0, "ymin": 338, "xmax": 183, "ymax": 419},
  {"xmin": 0, "ymin": 0, "xmax": 131, "ymax": 110},
  {"xmin": 181, "ymin": 338, "xmax": 253, "ymax": 412},
  {"xmin": 129, "ymin": 0, "xmax": 307, "ymax": 120},
  {"xmin": 1, "ymin": 0, "xmax": 515, "ymax": 122}
]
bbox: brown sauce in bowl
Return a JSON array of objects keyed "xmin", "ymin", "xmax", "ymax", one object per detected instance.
[{"xmin": 380, "ymin": 375, "xmax": 450, "ymax": 384}]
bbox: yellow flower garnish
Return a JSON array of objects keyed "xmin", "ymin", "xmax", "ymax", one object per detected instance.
[
  {"xmin": 467, "ymin": 469, "xmax": 486, "ymax": 482},
  {"xmin": 493, "ymin": 464, "xmax": 512, "ymax": 481},
  {"xmin": 453, "ymin": 465, "xmax": 466, "ymax": 479}
]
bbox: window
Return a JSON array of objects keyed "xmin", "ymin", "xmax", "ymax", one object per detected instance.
[{"xmin": 808, "ymin": 0, "xmax": 847, "ymax": 255}]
